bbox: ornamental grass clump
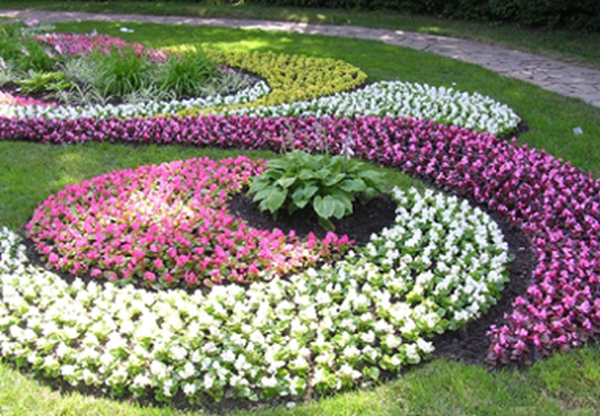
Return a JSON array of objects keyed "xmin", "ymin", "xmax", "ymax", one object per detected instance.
[{"xmin": 248, "ymin": 146, "xmax": 388, "ymax": 230}]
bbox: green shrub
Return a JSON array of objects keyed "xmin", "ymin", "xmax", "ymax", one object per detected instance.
[
  {"xmin": 248, "ymin": 150, "xmax": 388, "ymax": 231},
  {"xmin": 17, "ymin": 70, "xmax": 72, "ymax": 94}
]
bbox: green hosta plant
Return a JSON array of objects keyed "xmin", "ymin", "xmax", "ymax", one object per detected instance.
[{"xmin": 248, "ymin": 150, "xmax": 388, "ymax": 230}]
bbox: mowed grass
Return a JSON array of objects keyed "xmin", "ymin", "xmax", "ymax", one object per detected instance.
[{"xmin": 0, "ymin": 15, "xmax": 599, "ymax": 416}]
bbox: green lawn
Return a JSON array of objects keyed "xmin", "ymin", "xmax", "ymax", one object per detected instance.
[{"xmin": 0, "ymin": 7, "xmax": 600, "ymax": 416}]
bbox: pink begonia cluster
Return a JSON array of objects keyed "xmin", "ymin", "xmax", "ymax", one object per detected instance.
[
  {"xmin": 5, "ymin": 114, "xmax": 600, "ymax": 366},
  {"xmin": 0, "ymin": 91, "xmax": 56, "ymax": 107},
  {"xmin": 26, "ymin": 156, "xmax": 351, "ymax": 289},
  {"xmin": 36, "ymin": 33, "xmax": 170, "ymax": 62}
]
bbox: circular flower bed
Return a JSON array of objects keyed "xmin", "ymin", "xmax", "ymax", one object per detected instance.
[
  {"xmin": 26, "ymin": 156, "xmax": 351, "ymax": 288},
  {"xmin": 0, "ymin": 184, "xmax": 509, "ymax": 402}
]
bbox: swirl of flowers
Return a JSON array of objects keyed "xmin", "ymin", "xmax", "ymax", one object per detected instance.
[
  {"xmin": 26, "ymin": 156, "xmax": 351, "ymax": 288},
  {"xmin": 216, "ymin": 80, "xmax": 520, "ymax": 137},
  {"xmin": 0, "ymin": 26, "xmax": 598, "ymax": 402},
  {"xmin": 0, "ymin": 183, "xmax": 509, "ymax": 402},
  {"xmin": 0, "ymin": 31, "xmax": 519, "ymax": 137}
]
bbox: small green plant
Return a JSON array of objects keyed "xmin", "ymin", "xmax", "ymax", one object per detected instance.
[
  {"xmin": 156, "ymin": 50, "xmax": 218, "ymax": 97},
  {"xmin": 248, "ymin": 149, "xmax": 389, "ymax": 230},
  {"xmin": 17, "ymin": 70, "xmax": 71, "ymax": 94}
]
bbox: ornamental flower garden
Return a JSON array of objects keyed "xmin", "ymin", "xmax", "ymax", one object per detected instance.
[{"xmin": 0, "ymin": 21, "xmax": 599, "ymax": 406}]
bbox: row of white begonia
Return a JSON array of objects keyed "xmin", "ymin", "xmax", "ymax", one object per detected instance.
[
  {"xmin": 0, "ymin": 80, "xmax": 271, "ymax": 120},
  {"xmin": 0, "ymin": 188, "xmax": 510, "ymax": 402},
  {"xmin": 1, "ymin": 79, "xmax": 520, "ymax": 136},
  {"xmin": 218, "ymin": 81, "xmax": 521, "ymax": 136}
]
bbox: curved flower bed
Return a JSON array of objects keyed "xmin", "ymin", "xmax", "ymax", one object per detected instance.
[
  {"xmin": 0, "ymin": 27, "xmax": 598, "ymax": 403},
  {"xmin": 26, "ymin": 156, "xmax": 350, "ymax": 288},
  {"xmin": 0, "ymin": 81, "xmax": 271, "ymax": 120},
  {"xmin": 217, "ymin": 80, "xmax": 520, "ymax": 137},
  {"xmin": 2, "ymin": 114, "xmax": 599, "ymax": 369},
  {"xmin": 0, "ymin": 184, "xmax": 508, "ymax": 401},
  {"xmin": 36, "ymin": 32, "xmax": 170, "ymax": 62}
]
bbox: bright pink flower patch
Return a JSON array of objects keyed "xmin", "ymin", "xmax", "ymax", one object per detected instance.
[
  {"xmin": 26, "ymin": 156, "xmax": 352, "ymax": 289},
  {"xmin": 36, "ymin": 33, "xmax": 170, "ymax": 62},
  {"xmin": 0, "ymin": 91, "xmax": 56, "ymax": 107}
]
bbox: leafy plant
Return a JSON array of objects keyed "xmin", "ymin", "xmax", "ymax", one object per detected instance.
[
  {"xmin": 248, "ymin": 150, "xmax": 388, "ymax": 230},
  {"xmin": 17, "ymin": 70, "xmax": 71, "ymax": 94},
  {"xmin": 155, "ymin": 50, "xmax": 218, "ymax": 98},
  {"xmin": 89, "ymin": 47, "xmax": 153, "ymax": 98}
]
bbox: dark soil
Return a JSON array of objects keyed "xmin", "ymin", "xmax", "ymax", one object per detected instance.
[{"xmin": 228, "ymin": 192, "xmax": 398, "ymax": 245}]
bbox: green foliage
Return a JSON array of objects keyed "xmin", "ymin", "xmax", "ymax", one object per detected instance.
[
  {"xmin": 89, "ymin": 47, "xmax": 153, "ymax": 98},
  {"xmin": 248, "ymin": 150, "xmax": 388, "ymax": 230},
  {"xmin": 0, "ymin": 23, "xmax": 58, "ymax": 73},
  {"xmin": 240, "ymin": 0, "xmax": 600, "ymax": 31},
  {"xmin": 155, "ymin": 50, "xmax": 218, "ymax": 97},
  {"xmin": 17, "ymin": 70, "xmax": 71, "ymax": 94}
]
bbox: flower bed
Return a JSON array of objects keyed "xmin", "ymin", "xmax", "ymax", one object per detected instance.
[
  {"xmin": 0, "ymin": 184, "xmax": 509, "ymax": 402},
  {"xmin": 216, "ymin": 80, "xmax": 521, "ymax": 137},
  {"xmin": 0, "ymin": 25, "xmax": 598, "ymax": 406},
  {"xmin": 2, "ymin": 113, "xmax": 599, "ymax": 369},
  {"xmin": 26, "ymin": 156, "xmax": 351, "ymax": 288}
]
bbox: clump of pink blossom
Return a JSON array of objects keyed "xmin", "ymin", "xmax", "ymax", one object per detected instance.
[{"xmin": 26, "ymin": 156, "xmax": 352, "ymax": 290}]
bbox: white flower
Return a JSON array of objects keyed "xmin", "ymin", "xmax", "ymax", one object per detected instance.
[
  {"xmin": 150, "ymin": 360, "xmax": 168, "ymax": 379},
  {"xmin": 222, "ymin": 349, "xmax": 236, "ymax": 363},
  {"xmin": 179, "ymin": 362, "xmax": 196, "ymax": 380},
  {"xmin": 203, "ymin": 373, "xmax": 215, "ymax": 390},
  {"xmin": 183, "ymin": 382, "xmax": 197, "ymax": 396},
  {"xmin": 261, "ymin": 375, "xmax": 278, "ymax": 388}
]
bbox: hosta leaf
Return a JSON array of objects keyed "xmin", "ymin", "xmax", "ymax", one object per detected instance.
[
  {"xmin": 313, "ymin": 195, "xmax": 335, "ymax": 219},
  {"xmin": 262, "ymin": 169, "xmax": 285, "ymax": 181},
  {"xmin": 331, "ymin": 197, "xmax": 347, "ymax": 219},
  {"xmin": 299, "ymin": 169, "xmax": 317, "ymax": 180},
  {"xmin": 247, "ymin": 178, "xmax": 267, "ymax": 194},
  {"xmin": 251, "ymin": 187, "xmax": 271, "ymax": 202},
  {"xmin": 339, "ymin": 178, "xmax": 366, "ymax": 193},
  {"xmin": 318, "ymin": 216, "xmax": 334, "ymax": 231},
  {"xmin": 326, "ymin": 156, "xmax": 344, "ymax": 173},
  {"xmin": 297, "ymin": 151, "xmax": 321, "ymax": 170},
  {"xmin": 267, "ymin": 159, "xmax": 290, "ymax": 171},
  {"xmin": 265, "ymin": 189, "xmax": 287, "ymax": 213},
  {"xmin": 359, "ymin": 170, "xmax": 386, "ymax": 186},
  {"xmin": 303, "ymin": 185, "xmax": 319, "ymax": 200},
  {"xmin": 324, "ymin": 173, "xmax": 346, "ymax": 187},
  {"xmin": 277, "ymin": 177, "xmax": 297, "ymax": 189},
  {"xmin": 330, "ymin": 188, "xmax": 354, "ymax": 213},
  {"xmin": 292, "ymin": 185, "xmax": 318, "ymax": 208}
]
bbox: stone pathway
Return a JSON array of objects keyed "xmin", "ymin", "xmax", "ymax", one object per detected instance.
[{"xmin": 1, "ymin": 8, "xmax": 600, "ymax": 107}]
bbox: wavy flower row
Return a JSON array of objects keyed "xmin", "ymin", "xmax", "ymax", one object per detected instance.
[
  {"xmin": 26, "ymin": 156, "xmax": 350, "ymax": 288},
  {"xmin": 0, "ymin": 183, "xmax": 508, "ymax": 401},
  {"xmin": 36, "ymin": 32, "xmax": 170, "ymax": 62},
  {"xmin": 0, "ymin": 79, "xmax": 519, "ymax": 136},
  {"xmin": 2, "ymin": 113, "xmax": 597, "ymax": 367},
  {"xmin": 0, "ymin": 81, "xmax": 270, "ymax": 120},
  {"xmin": 216, "ymin": 80, "xmax": 520, "ymax": 137}
]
